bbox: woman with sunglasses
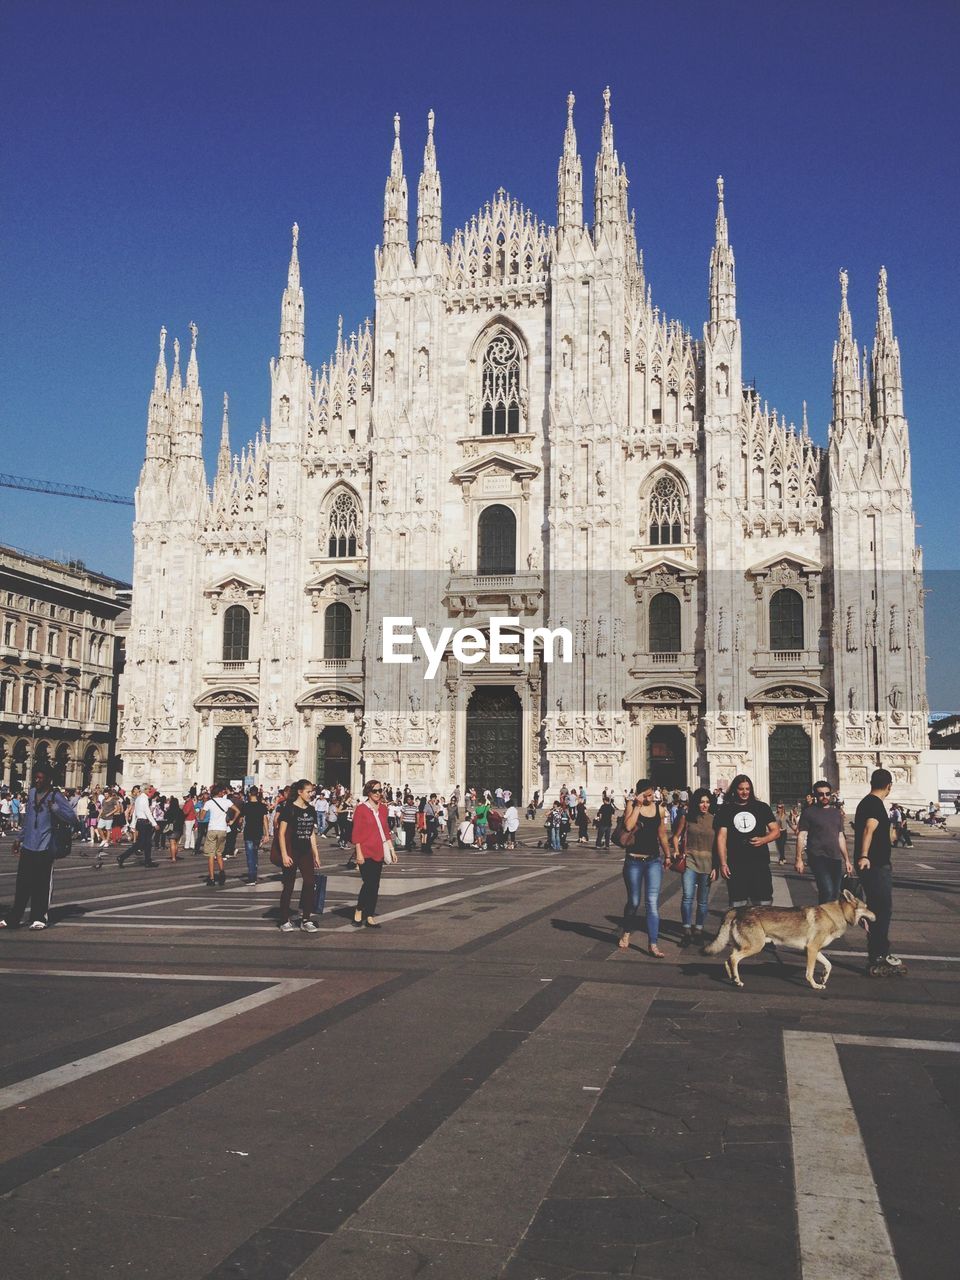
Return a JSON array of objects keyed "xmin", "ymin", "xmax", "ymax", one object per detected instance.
[{"xmin": 350, "ymin": 779, "xmax": 397, "ymax": 928}]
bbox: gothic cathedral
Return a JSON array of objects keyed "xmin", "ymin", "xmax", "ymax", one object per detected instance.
[{"xmin": 119, "ymin": 91, "xmax": 928, "ymax": 804}]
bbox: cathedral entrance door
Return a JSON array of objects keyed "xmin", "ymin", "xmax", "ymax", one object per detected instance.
[
  {"xmin": 317, "ymin": 726, "xmax": 351, "ymax": 789},
  {"xmin": 466, "ymin": 686, "xmax": 522, "ymax": 801},
  {"xmin": 213, "ymin": 726, "xmax": 249, "ymax": 785},
  {"xmin": 768, "ymin": 724, "xmax": 812, "ymax": 806},
  {"xmin": 646, "ymin": 726, "xmax": 686, "ymax": 791}
]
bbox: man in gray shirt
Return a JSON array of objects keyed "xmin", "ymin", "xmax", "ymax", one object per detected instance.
[{"xmin": 795, "ymin": 780, "xmax": 852, "ymax": 904}]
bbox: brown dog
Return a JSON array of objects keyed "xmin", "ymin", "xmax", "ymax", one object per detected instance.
[{"xmin": 703, "ymin": 890, "xmax": 875, "ymax": 990}]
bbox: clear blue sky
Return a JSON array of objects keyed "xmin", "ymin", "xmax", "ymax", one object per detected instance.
[{"xmin": 1, "ymin": 1, "xmax": 957, "ymax": 703}]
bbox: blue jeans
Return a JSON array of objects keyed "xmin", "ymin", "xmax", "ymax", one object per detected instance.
[
  {"xmin": 548, "ymin": 825, "xmax": 562, "ymax": 851},
  {"xmin": 244, "ymin": 837, "xmax": 259, "ymax": 882},
  {"xmin": 810, "ymin": 856, "xmax": 844, "ymax": 905},
  {"xmin": 622, "ymin": 856, "xmax": 662, "ymax": 943},
  {"xmin": 681, "ymin": 867, "xmax": 712, "ymax": 928}
]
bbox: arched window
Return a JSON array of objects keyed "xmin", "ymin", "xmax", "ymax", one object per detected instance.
[
  {"xmin": 769, "ymin": 588, "xmax": 804, "ymax": 651},
  {"xmin": 481, "ymin": 331, "xmax": 522, "ymax": 436},
  {"xmin": 645, "ymin": 473, "xmax": 686, "ymax": 545},
  {"xmin": 326, "ymin": 489, "xmax": 360, "ymax": 557},
  {"xmin": 477, "ymin": 505, "xmax": 516, "ymax": 576},
  {"xmin": 649, "ymin": 593, "xmax": 681, "ymax": 652},
  {"xmin": 324, "ymin": 603, "xmax": 352, "ymax": 659},
  {"xmin": 222, "ymin": 605, "xmax": 251, "ymax": 662}
]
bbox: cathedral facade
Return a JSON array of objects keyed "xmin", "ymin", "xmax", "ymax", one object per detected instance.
[{"xmin": 119, "ymin": 91, "xmax": 929, "ymax": 805}]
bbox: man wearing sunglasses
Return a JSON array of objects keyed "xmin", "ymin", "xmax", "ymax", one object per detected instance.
[{"xmin": 796, "ymin": 780, "xmax": 851, "ymax": 904}]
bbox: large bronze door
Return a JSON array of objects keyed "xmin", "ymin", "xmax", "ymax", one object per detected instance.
[
  {"xmin": 466, "ymin": 686, "xmax": 522, "ymax": 800},
  {"xmin": 767, "ymin": 724, "xmax": 812, "ymax": 805},
  {"xmin": 316, "ymin": 726, "xmax": 352, "ymax": 789},
  {"xmin": 646, "ymin": 726, "xmax": 687, "ymax": 791},
  {"xmin": 213, "ymin": 726, "xmax": 249, "ymax": 785}
]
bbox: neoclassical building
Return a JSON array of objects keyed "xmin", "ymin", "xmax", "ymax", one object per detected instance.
[{"xmin": 119, "ymin": 91, "xmax": 928, "ymax": 804}]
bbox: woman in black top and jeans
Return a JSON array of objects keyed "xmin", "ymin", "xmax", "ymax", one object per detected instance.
[
  {"xmin": 619, "ymin": 779, "xmax": 672, "ymax": 956},
  {"xmin": 277, "ymin": 779, "xmax": 321, "ymax": 934}
]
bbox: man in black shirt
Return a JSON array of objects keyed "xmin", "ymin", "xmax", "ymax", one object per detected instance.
[{"xmin": 854, "ymin": 767, "xmax": 905, "ymax": 977}]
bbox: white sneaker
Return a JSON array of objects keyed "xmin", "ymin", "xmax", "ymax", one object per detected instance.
[
  {"xmin": 300, "ymin": 920, "xmax": 319, "ymax": 934},
  {"xmin": 28, "ymin": 920, "xmax": 47, "ymax": 930},
  {"xmin": 279, "ymin": 920, "xmax": 296, "ymax": 932}
]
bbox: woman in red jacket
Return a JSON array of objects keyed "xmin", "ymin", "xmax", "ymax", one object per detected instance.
[{"xmin": 351, "ymin": 779, "xmax": 397, "ymax": 928}]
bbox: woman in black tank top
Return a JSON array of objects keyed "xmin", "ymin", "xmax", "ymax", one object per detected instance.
[{"xmin": 618, "ymin": 779, "xmax": 671, "ymax": 957}]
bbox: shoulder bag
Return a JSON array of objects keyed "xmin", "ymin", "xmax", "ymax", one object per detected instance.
[{"xmin": 370, "ymin": 804, "xmax": 397, "ymax": 864}]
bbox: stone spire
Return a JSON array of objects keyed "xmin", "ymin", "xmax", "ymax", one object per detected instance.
[
  {"xmin": 153, "ymin": 325, "xmax": 168, "ymax": 394},
  {"xmin": 383, "ymin": 112, "xmax": 409, "ymax": 249},
  {"xmin": 416, "ymin": 109, "xmax": 442, "ymax": 253},
  {"xmin": 170, "ymin": 335, "xmax": 182, "ymax": 397},
  {"xmin": 872, "ymin": 266, "xmax": 903, "ymax": 420},
  {"xmin": 176, "ymin": 324, "xmax": 203, "ymax": 462},
  {"xmin": 557, "ymin": 91, "xmax": 583, "ymax": 233},
  {"xmin": 186, "ymin": 321, "xmax": 199, "ymax": 392},
  {"xmin": 144, "ymin": 326, "xmax": 170, "ymax": 463},
  {"xmin": 593, "ymin": 86, "xmax": 623, "ymax": 241},
  {"xmin": 216, "ymin": 392, "xmax": 231, "ymax": 481},
  {"xmin": 709, "ymin": 176, "xmax": 737, "ymax": 324},
  {"xmin": 832, "ymin": 269, "xmax": 862, "ymax": 427},
  {"xmin": 279, "ymin": 222, "xmax": 305, "ymax": 361}
]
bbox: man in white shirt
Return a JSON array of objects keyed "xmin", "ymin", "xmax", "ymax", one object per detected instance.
[
  {"xmin": 117, "ymin": 786, "xmax": 159, "ymax": 869},
  {"xmin": 202, "ymin": 784, "xmax": 240, "ymax": 886},
  {"xmin": 504, "ymin": 803, "xmax": 520, "ymax": 850},
  {"xmin": 314, "ymin": 792, "xmax": 330, "ymax": 836}
]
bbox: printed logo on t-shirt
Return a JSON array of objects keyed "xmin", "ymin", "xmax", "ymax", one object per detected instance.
[{"xmin": 733, "ymin": 810, "xmax": 757, "ymax": 834}]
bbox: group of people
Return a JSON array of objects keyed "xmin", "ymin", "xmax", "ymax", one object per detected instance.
[
  {"xmin": 0, "ymin": 763, "xmax": 925, "ymax": 971},
  {"xmin": 614, "ymin": 769, "xmax": 908, "ymax": 978}
]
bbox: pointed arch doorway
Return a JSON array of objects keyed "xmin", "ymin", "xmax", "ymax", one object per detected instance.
[
  {"xmin": 768, "ymin": 724, "xmax": 812, "ymax": 805},
  {"xmin": 646, "ymin": 726, "xmax": 687, "ymax": 791},
  {"xmin": 466, "ymin": 686, "xmax": 522, "ymax": 800},
  {"xmin": 316, "ymin": 726, "xmax": 351, "ymax": 789}
]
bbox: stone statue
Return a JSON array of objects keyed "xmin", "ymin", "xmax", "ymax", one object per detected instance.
[
  {"xmin": 162, "ymin": 690, "xmax": 176, "ymax": 727},
  {"xmin": 595, "ymin": 462, "xmax": 608, "ymax": 496},
  {"xmin": 595, "ymin": 615, "xmax": 609, "ymax": 657},
  {"xmin": 414, "ymin": 474, "xmax": 424, "ymax": 504},
  {"xmin": 889, "ymin": 684, "xmax": 903, "ymax": 712},
  {"xmin": 870, "ymin": 714, "xmax": 883, "ymax": 746},
  {"xmin": 559, "ymin": 465, "xmax": 571, "ymax": 500},
  {"xmin": 449, "ymin": 546, "xmax": 462, "ymax": 572},
  {"xmin": 847, "ymin": 685, "xmax": 858, "ymax": 711},
  {"xmin": 597, "ymin": 690, "xmax": 608, "ymax": 713},
  {"xmin": 715, "ymin": 364, "xmax": 728, "ymax": 398},
  {"xmin": 408, "ymin": 689, "xmax": 421, "ymax": 715},
  {"xmin": 717, "ymin": 607, "xmax": 729, "ymax": 652},
  {"xmin": 526, "ymin": 545, "xmax": 541, "ymax": 571}
]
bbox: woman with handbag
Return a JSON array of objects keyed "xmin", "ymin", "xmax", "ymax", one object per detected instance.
[
  {"xmin": 350, "ymin": 779, "xmax": 397, "ymax": 928},
  {"xmin": 670, "ymin": 788, "xmax": 716, "ymax": 948},
  {"xmin": 618, "ymin": 779, "xmax": 672, "ymax": 956},
  {"xmin": 164, "ymin": 795, "xmax": 185, "ymax": 861}
]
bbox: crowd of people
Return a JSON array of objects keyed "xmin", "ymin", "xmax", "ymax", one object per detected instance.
[{"xmin": 0, "ymin": 769, "xmax": 948, "ymax": 967}]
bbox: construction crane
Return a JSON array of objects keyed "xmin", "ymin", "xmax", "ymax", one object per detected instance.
[{"xmin": 0, "ymin": 472, "xmax": 134, "ymax": 507}]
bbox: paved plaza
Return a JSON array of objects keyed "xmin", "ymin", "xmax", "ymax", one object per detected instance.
[{"xmin": 0, "ymin": 823, "xmax": 958, "ymax": 1279}]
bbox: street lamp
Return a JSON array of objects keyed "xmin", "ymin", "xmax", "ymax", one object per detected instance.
[{"xmin": 17, "ymin": 712, "xmax": 50, "ymax": 786}]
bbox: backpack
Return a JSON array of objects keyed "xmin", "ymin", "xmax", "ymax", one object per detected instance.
[{"xmin": 46, "ymin": 791, "xmax": 75, "ymax": 860}]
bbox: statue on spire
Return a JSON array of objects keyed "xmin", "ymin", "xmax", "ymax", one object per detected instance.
[
  {"xmin": 417, "ymin": 107, "xmax": 442, "ymax": 253},
  {"xmin": 709, "ymin": 176, "xmax": 736, "ymax": 325},
  {"xmin": 593, "ymin": 85, "xmax": 621, "ymax": 239},
  {"xmin": 383, "ymin": 111, "xmax": 409, "ymax": 252},
  {"xmin": 557, "ymin": 89, "xmax": 583, "ymax": 233}
]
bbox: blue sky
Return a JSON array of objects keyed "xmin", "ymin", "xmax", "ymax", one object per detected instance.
[{"xmin": 1, "ymin": 1, "xmax": 957, "ymax": 702}]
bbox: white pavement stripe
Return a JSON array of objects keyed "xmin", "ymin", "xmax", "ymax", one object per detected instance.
[
  {"xmin": 46, "ymin": 882, "xmax": 211, "ymax": 908},
  {"xmin": 915, "ymin": 862, "xmax": 935, "ymax": 870},
  {"xmin": 833, "ymin": 1034, "xmax": 960, "ymax": 1052},
  {"xmin": 328, "ymin": 866, "xmax": 560, "ymax": 929},
  {"xmin": 0, "ymin": 968, "xmax": 299, "ymax": 983},
  {"xmin": 824, "ymin": 951, "xmax": 960, "ymax": 963},
  {"xmin": 783, "ymin": 1030, "xmax": 901, "ymax": 1280},
  {"xmin": 0, "ymin": 977, "xmax": 319, "ymax": 1111},
  {"xmin": 771, "ymin": 873, "xmax": 792, "ymax": 907}
]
